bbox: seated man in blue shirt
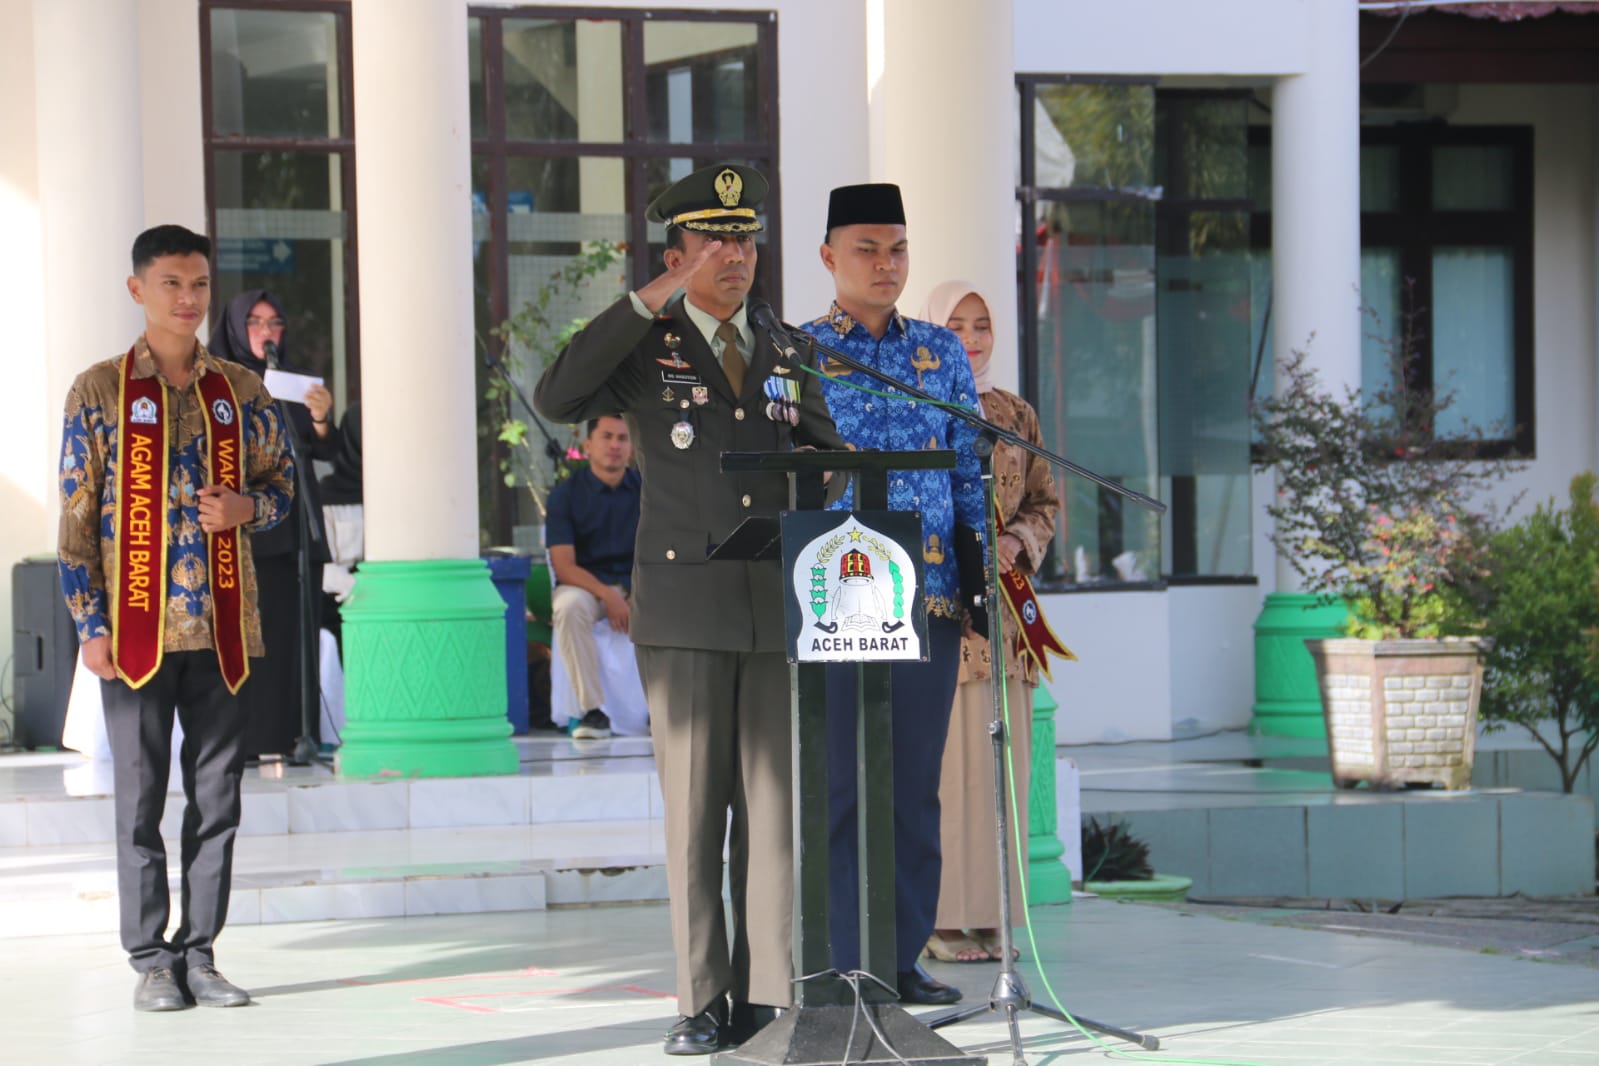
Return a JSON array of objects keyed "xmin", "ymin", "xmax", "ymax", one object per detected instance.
[{"xmin": 545, "ymin": 415, "xmax": 642, "ymax": 739}]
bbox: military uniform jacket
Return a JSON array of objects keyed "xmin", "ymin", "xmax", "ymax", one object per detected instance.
[{"xmin": 534, "ymin": 293, "xmax": 845, "ymax": 653}]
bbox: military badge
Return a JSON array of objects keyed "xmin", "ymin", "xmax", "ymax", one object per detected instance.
[
  {"xmin": 671, "ymin": 420, "xmax": 695, "ymax": 450},
  {"xmin": 664, "ymin": 332, "xmax": 682, "ymax": 349},
  {"xmin": 716, "ymin": 169, "xmax": 743, "ymax": 208},
  {"xmin": 691, "ymin": 386, "xmax": 709, "ymax": 406},
  {"xmin": 662, "ymin": 387, "xmax": 676, "ymax": 403},
  {"xmin": 763, "ymin": 375, "xmax": 802, "ymax": 427}
]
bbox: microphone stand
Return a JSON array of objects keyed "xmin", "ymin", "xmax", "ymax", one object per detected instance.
[
  {"xmin": 265, "ymin": 347, "xmax": 330, "ymax": 768},
  {"xmin": 763, "ymin": 313, "xmax": 1163, "ymax": 1062}
]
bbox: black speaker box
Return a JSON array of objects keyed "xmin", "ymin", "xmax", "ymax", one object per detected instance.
[{"xmin": 11, "ymin": 556, "xmax": 78, "ymax": 749}]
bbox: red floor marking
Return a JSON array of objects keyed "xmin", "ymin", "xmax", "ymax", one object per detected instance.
[
  {"xmin": 338, "ymin": 965, "xmax": 560, "ymax": 988},
  {"xmin": 416, "ymin": 984, "xmax": 675, "ymax": 1014}
]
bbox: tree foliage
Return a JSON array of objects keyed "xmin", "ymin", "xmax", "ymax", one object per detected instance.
[{"xmin": 1460, "ymin": 474, "xmax": 1599, "ymax": 793}]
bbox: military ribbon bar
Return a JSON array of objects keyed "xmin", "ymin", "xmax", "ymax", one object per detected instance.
[
  {"xmin": 111, "ymin": 349, "xmax": 170, "ymax": 688},
  {"xmin": 995, "ymin": 511, "xmax": 1076, "ymax": 680},
  {"xmin": 196, "ymin": 368, "xmax": 250, "ymax": 694}
]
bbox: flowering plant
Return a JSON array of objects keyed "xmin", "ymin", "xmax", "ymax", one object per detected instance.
[{"xmin": 1252, "ymin": 338, "xmax": 1520, "ymax": 639}]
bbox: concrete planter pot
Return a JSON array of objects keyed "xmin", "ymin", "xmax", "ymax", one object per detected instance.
[{"xmin": 1304, "ymin": 637, "xmax": 1487, "ymax": 790}]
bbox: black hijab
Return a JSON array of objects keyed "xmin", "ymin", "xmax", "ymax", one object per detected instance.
[{"xmin": 209, "ymin": 289, "xmax": 295, "ymax": 370}]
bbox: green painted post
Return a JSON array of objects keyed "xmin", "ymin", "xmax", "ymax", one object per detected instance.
[
  {"xmin": 337, "ymin": 559, "xmax": 519, "ymax": 778},
  {"xmin": 1251, "ymin": 591, "xmax": 1348, "ymax": 738},
  {"xmin": 1026, "ymin": 684, "xmax": 1072, "ymax": 904}
]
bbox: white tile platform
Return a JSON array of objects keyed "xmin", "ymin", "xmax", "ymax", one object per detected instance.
[{"xmin": 2, "ymin": 728, "xmax": 1592, "ymax": 940}]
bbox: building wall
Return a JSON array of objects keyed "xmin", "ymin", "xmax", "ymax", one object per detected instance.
[
  {"xmin": 1014, "ymin": 0, "xmax": 1309, "ymax": 77},
  {"xmin": 1446, "ymin": 84, "xmax": 1599, "ymax": 515}
]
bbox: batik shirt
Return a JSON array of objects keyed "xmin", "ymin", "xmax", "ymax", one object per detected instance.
[
  {"xmin": 58, "ymin": 338, "xmax": 294, "ymax": 656},
  {"xmin": 800, "ymin": 303, "xmax": 985, "ymax": 619}
]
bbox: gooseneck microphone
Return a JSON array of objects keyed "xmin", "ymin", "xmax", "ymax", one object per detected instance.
[
  {"xmin": 262, "ymin": 339, "xmax": 281, "ymax": 370},
  {"xmin": 747, "ymin": 298, "xmax": 800, "ymax": 363}
]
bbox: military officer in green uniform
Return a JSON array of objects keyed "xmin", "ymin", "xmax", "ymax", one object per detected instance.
[{"xmin": 534, "ymin": 163, "xmax": 845, "ymax": 1056}]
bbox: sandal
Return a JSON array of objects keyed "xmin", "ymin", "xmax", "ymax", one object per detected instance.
[
  {"xmin": 924, "ymin": 932, "xmax": 991, "ymax": 963},
  {"xmin": 973, "ymin": 930, "xmax": 1021, "ymax": 961}
]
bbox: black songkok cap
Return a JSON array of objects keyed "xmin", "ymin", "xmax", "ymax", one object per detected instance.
[{"xmin": 825, "ymin": 183, "xmax": 906, "ymax": 230}]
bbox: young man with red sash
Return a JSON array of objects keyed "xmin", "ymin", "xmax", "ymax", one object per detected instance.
[{"xmin": 57, "ymin": 225, "xmax": 294, "ymax": 1013}]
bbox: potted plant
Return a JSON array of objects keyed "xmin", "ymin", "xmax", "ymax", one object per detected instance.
[
  {"xmin": 1079, "ymin": 817, "xmax": 1192, "ymax": 902},
  {"xmin": 476, "ymin": 240, "xmax": 624, "ymax": 549},
  {"xmin": 1455, "ymin": 474, "xmax": 1599, "ymax": 794},
  {"xmin": 1251, "ymin": 330, "xmax": 1520, "ymax": 789}
]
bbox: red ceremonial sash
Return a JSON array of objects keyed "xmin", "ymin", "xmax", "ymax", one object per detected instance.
[
  {"xmin": 196, "ymin": 368, "xmax": 250, "ymax": 694},
  {"xmin": 111, "ymin": 349, "xmax": 169, "ymax": 688},
  {"xmin": 110, "ymin": 350, "xmax": 251, "ymax": 693},
  {"xmin": 995, "ymin": 511, "xmax": 1077, "ymax": 680}
]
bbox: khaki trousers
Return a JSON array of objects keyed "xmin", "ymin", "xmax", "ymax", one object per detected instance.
[
  {"xmin": 552, "ymin": 585, "xmax": 611, "ymax": 712},
  {"xmin": 635, "ymin": 645, "xmax": 793, "ymax": 1016},
  {"xmin": 934, "ymin": 675, "xmax": 1032, "ymax": 930}
]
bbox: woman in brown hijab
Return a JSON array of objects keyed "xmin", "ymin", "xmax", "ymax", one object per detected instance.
[{"xmin": 920, "ymin": 280, "xmax": 1062, "ymax": 963}]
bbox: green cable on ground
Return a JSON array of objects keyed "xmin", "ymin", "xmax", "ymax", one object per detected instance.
[{"xmin": 984, "ymin": 478, "xmax": 1279, "ymax": 1066}]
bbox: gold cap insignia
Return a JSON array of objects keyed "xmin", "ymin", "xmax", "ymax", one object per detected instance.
[{"xmin": 716, "ymin": 169, "xmax": 744, "ymax": 208}]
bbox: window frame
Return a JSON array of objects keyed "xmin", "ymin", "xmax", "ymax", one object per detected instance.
[
  {"xmin": 199, "ymin": 0, "xmax": 362, "ymax": 398},
  {"xmin": 1248, "ymin": 123, "xmax": 1535, "ymax": 459}
]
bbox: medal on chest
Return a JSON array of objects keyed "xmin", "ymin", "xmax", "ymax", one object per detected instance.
[
  {"xmin": 671, "ymin": 420, "xmax": 695, "ymax": 450},
  {"xmin": 762, "ymin": 374, "xmax": 802, "ymax": 426}
]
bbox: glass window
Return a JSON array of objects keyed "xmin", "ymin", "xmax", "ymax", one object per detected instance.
[
  {"xmin": 208, "ymin": 7, "xmax": 342, "ymax": 139},
  {"xmin": 503, "ymin": 18, "xmax": 623, "ymax": 142},
  {"xmin": 211, "ymin": 150, "xmax": 348, "ymax": 387},
  {"xmin": 1359, "ymin": 247, "xmax": 1402, "ymax": 416},
  {"xmin": 644, "ymin": 22, "xmax": 764, "ymax": 144},
  {"xmin": 1434, "ymin": 145, "xmax": 1513, "ymax": 210},
  {"xmin": 471, "ymin": 9, "xmax": 777, "ymax": 544},
  {"xmin": 1035, "ymin": 200, "xmax": 1160, "ymax": 584},
  {"xmin": 1432, "ymin": 247, "xmax": 1515, "ymax": 435},
  {"xmin": 1361, "ymin": 145, "xmax": 1399, "ymax": 212},
  {"xmin": 469, "ymin": 16, "xmax": 486, "ymax": 139},
  {"xmin": 203, "ymin": 3, "xmax": 356, "ymax": 407},
  {"xmin": 1034, "ymin": 83, "xmax": 1155, "ymax": 190}
]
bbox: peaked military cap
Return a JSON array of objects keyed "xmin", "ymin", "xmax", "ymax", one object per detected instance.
[
  {"xmin": 647, "ymin": 163, "xmax": 768, "ymax": 235},
  {"xmin": 826, "ymin": 183, "xmax": 906, "ymax": 230}
]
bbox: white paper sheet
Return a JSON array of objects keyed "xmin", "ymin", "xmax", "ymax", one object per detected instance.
[{"xmin": 263, "ymin": 368, "xmax": 323, "ymax": 405}]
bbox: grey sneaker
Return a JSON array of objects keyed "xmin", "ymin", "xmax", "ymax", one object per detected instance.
[
  {"xmin": 571, "ymin": 709, "xmax": 612, "ymax": 739},
  {"xmin": 133, "ymin": 967, "xmax": 188, "ymax": 1012},
  {"xmin": 185, "ymin": 963, "xmax": 251, "ymax": 1007}
]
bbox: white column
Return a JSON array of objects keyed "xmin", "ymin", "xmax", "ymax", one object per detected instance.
[
  {"xmin": 33, "ymin": 0, "xmax": 147, "ymax": 508},
  {"xmin": 867, "ymin": 0, "xmax": 1018, "ymax": 390},
  {"xmin": 352, "ymin": 0, "xmax": 478, "ymax": 562},
  {"xmin": 1270, "ymin": 0, "xmax": 1361, "ymax": 589}
]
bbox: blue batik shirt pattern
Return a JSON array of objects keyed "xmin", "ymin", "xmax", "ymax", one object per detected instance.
[{"xmin": 800, "ymin": 303, "xmax": 985, "ymax": 619}]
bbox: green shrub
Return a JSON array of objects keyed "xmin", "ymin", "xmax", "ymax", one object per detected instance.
[
  {"xmin": 1464, "ymin": 473, "xmax": 1599, "ymax": 793},
  {"xmin": 1080, "ymin": 817, "xmax": 1153, "ymax": 882}
]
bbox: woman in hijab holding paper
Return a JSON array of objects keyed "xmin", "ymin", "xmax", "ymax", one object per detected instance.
[
  {"xmin": 919, "ymin": 280, "xmax": 1070, "ymax": 964},
  {"xmin": 209, "ymin": 289, "xmax": 335, "ymax": 759}
]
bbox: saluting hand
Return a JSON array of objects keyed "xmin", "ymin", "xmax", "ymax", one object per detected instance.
[
  {"xmin": 197, "ymin": 485, "xmax": 254, "ymax": 534},
  {"xmin": 635, "ymin": 239, "xmax": 725, "ymax": 313}
]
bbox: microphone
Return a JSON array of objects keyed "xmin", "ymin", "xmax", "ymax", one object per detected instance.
[
  {"xmin": 748, "ymin": 298, "xmax": 799, "ymax": 363},
  {"xmin": 262, "ymin": 339, "xmax": 281, "ymax": 370}
]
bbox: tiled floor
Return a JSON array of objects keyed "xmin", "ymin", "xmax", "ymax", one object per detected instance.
[{"xmin": 3, "ymin": 898, "xmax": 1598, "ymax": 1065}]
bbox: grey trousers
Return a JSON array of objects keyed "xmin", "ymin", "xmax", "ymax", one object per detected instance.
[{"xmin": 101, "ymin": 650, "xmax": 250, "ymax": 973}]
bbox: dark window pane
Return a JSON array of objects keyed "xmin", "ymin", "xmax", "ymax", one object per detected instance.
[
  {"xmin": 1034, "ymin": 200, "xmax": 1159, "ymax": 583},
  {"xmin": 211, "ymin": 150, "xmax": 347, "ymax": 392},
  {"xmin": 209, "ymin": 8, "xmax": 341, "ymax": 139},
  {"xmin": 504, "ymin": 18, "xmax": 622, "ymax": 142},
  {"xmin": 1034, "ymin": 83, "xmax": 1155, "ymax": 190},
  {"xmin": 1361, "ymin": 145, "xmax": 1399, "ymax": 212},
  {"xmin": 1433, "ymin": 146, "xmax": 1513, "ymax": 210},
  {"xmin": 643, "ymin": 22, "xmax": 764, "ymax": 144},
  {"xmin": 469, "ymin": 17, "xmax": 486, "ymax": 139},
  {"xmin": 1158, "ymin": 96, "xmax": 1247, "ymax": 200}
]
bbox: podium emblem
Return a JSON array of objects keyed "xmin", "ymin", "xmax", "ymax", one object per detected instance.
[{"xmin": 784, "ymin": 512, "xmax": 926, "ymax": 663}]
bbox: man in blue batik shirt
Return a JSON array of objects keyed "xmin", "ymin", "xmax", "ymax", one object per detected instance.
[{"xmin": 799, "ymin": 182, "xmax": 984, "ymax": 1007}]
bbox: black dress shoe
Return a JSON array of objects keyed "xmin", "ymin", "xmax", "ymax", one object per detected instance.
[
  {"xmin": 184, "ymin": 963, "xmax": 251, "ymax": 1007},
  {"xmin": 664, "ymin": 1003, "xmax": 728, "ymax": 1056},
  {"xmin": 133, "ymin": 968, "xmax": 188, "ymax": 1012},
  {"xmin": 897, "ymin": 963, "xmax": 961, "ymax": 1005},
  {"xmin": 727, "ymin": 1001, "xmax": 783, "ymax": 1045}
]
